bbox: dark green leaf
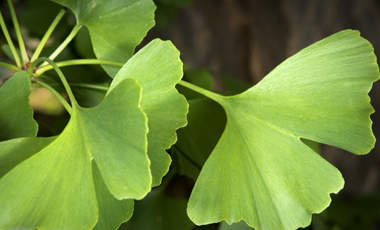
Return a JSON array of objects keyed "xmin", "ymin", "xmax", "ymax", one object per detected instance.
[{"xmin": 172, "ymin": 98, "xmax": 226, "ymax": 180}]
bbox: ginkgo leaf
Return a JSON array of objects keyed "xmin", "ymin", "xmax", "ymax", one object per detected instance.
[
  {"xmin": 121, "ymin": 180, "xmax": 194, "ymax": 230},
  {"xmin": 219, "ymin": 220, "xmax": 253, "ymax": 230},
  {"xmin": 0, "ymin": 78, "xmax": 150, "ymax": 230},
  {"xmin": 0, "ymin": 71, "xmax": 38, "ymax": 141},
  {"xmin": 172, "ymin": 98, "xmax": 226, "ymax": 180},
  {"xmin": 0, "ymin": 136, "xmax": 56, "ymax": 177},
  {"xmin": 50, "ymin": 0, "xmax": 156, "ymax": 77},
  {"xmin": 187, "ymin": 30, "xmax": 379, "ymax": 230},
  {"xmin": 92, "ymin": 162, "xmax": 134, "ymax": 230},
  {"xmin": 110, "ymin": 39, "xmax": 188, "ymax": 186}
]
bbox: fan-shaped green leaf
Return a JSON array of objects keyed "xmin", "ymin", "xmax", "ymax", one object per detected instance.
[
  {"xmin": 187, "ymin": 30, "xmax": 379, "ymax": 229},
  {"xmin": 0, "ymin": 78, "xmax": 149, "ymax": 230},
  {"xmin": 110, "ymin": 39, "xmax": 188, "ymax": 186},
  {"xmin": 0, "ymin": 71, "xmax": 38, "ymax": 141},
  {"xmin": 50, "ymin": 0, "xmax": 156, "ymax": 77}
]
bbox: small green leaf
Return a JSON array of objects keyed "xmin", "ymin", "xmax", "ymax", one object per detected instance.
[
  {"xmin": 50, "ymin": 0, "xmax": 156, "ymax": 77},
  {"xmin": 92, "ymin": 162, "xmax": 134, "ymax": 230},
  {"xmin": 0, "ymin": 78, "xmax": 149, "ymax": 230},
  {"xmin": 111, "ymin": 39, "xmax": 188, "ymax": 186},
  {"xmin": 187, "ymin": 30, "xmax": 379, "ymax": 229},
  {"xmin": 0, "ymin": 71, "xmax": 38, "ymax": 141},
  {"xmin": 219, "ymin": 221, "xmax": 253, "ymax": 230},
  {"xmin": 121, "ymin": 185, "xmax": 194, "ymax": 230},
  {"xmin": 0, "ymin": 136, "xmax": 56, "ymax": 177},
  {"xmin": 172, "ymin": 98, "xmax": 226, "ymax": 180}
]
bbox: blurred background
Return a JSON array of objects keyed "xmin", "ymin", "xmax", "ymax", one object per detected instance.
[{"xmin": 1, "ymin": 0, "xmax": 380, "ymax": 229}]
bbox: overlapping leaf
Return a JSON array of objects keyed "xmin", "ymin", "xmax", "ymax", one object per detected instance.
[
  {"xmin": 50, "ymin": 0, "xmax": 156, "ymax": 77},
  {"xmin": 110, "ymin": 39, "xmax": 188, "ymax": 186},
  {"xmin": 121, "ymin": 178, "xmax": 194, "ymax": 230},
  {"xmin": 172, "ymin": 98, "xmax": 226, "ymax": 180},
  {"xmin": 0, "ymin": 78, "xmax": 149, "ymax": 230},
  {"xmin": 187, "ymin": 30, "xmax": 379, "ymax": 229},
  {"xmin": 0, "ymin": 71, "xmax": 38, "ymax": 141}
]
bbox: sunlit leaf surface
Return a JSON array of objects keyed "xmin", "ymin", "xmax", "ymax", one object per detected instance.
[
  {"xmin": 111, "ymin": 39, "xmax": 188, "ymax": 186},
  {"xmin": 187, "ymin": 30, "xmax": 379, "ymax": 230},
  {"xmin": 50, "ymin": 0, "xmax": 156, "ymax": 77},
  {"xmin": 0, "ymin": 71, "xmax": 38, "ymax": 141},
  {"xmin": 0, "ymin": 79, "xmax": 149, "ymax": 230}
]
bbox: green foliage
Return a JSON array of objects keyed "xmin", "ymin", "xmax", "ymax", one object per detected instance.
[
  {"xmin": 51, "ymin": 0, "xmax": 156, "ymax": 77},
  {"xmin": 0, "ymin": 0, "xmax": 378, "ymax": 230},
  {"xmin": 186, "ymin": 30, "xmax": 378, "ymax": 229}
]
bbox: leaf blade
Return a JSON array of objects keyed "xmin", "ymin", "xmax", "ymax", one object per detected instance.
[
  {"xmin": 0, "ymin": 71, "xmax": 38, "ymax": 141},
  {"xmin": 50, "ymin": 0, "xmax": 156, "ymax": 77},
  {"xmin": 111, "ymin": 39, "xmax": 188, "ymax": 186},
  {"xmin": 187, "ymin": 30, "xmax": 379, "ymax": 229}
]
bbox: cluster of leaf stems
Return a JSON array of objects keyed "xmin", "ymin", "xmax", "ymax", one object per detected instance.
[{"xmin": 0, "ymin": 0, "xmax": 221, "ymax": 116}]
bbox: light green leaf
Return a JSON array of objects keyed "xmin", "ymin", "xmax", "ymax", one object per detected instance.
[
  {"xmin": 172, "ymin": 98, "xmax": 226, "ymax": 180},
  {"xmin": 0, "ymin": 71, "xmax": 38, "ymax": 141},
  {"xmin": 111, "ymin": 39, "xmax": 188, "ymax": 186},
  {"xmin": 187, "ymin": 30, "xmax": 379, "ymax": 229},
  {"xmin": 0, "ymin": 78, "xmax": 150, "ymax": 230},
  {"xmin": 50, "ymin": 0, "xmax": 156, "ymax": 77}
]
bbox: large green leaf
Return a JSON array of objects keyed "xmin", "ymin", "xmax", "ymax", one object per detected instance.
[
  {"xmin": 0, "ymin": 71, "xmax": 38, "ymax": 141},
  {"xmin": 187, "ymin": 30, "xmax": 379, "ymax": 229},
  {"xmin": 0, "ymin": 78, "xmax": 149, "ymax": 230},
  {"xmin": 50, "ymin": 0, "xmax": 156, "ymax": 77},
  {"xmin": 110, "ymin": 39, "xmax": 188, "ymax": 186}
]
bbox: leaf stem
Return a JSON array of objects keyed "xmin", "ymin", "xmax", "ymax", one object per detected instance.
[
  {"xmin": 34, "ymin": 59, "xmax": 124, "ymax": 77},
  {"xmin": 0, "ymin": 61, "xmax": 19, "ymax": 71},
  {"xmin": 69, "ymin": 83, "xmax": 109, "ymax": 92},
  {"xmin": 7, "ymin": 0, "xmax": 29, "ymax": 64},
  {"xmin": 48, "ymin": 24, "xmax": 82, "ymax": 61},
  {"xmin": 32, "ymin": 79, "xmax": 72, "ymax": 115},
  {"xmin": 31, "ymin": 8, "xmax": 67, "ymax": 61},
  {"xmin": 178, "ymin": 80, "xmax": 223, "ymax": 102},
  {"xmin": 0, "ymin": 11, "xmax": 21, "ymax": 67},
  {"xmin": 30, "ymin": 57, "xmax": 77, "ymax": 108}
]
